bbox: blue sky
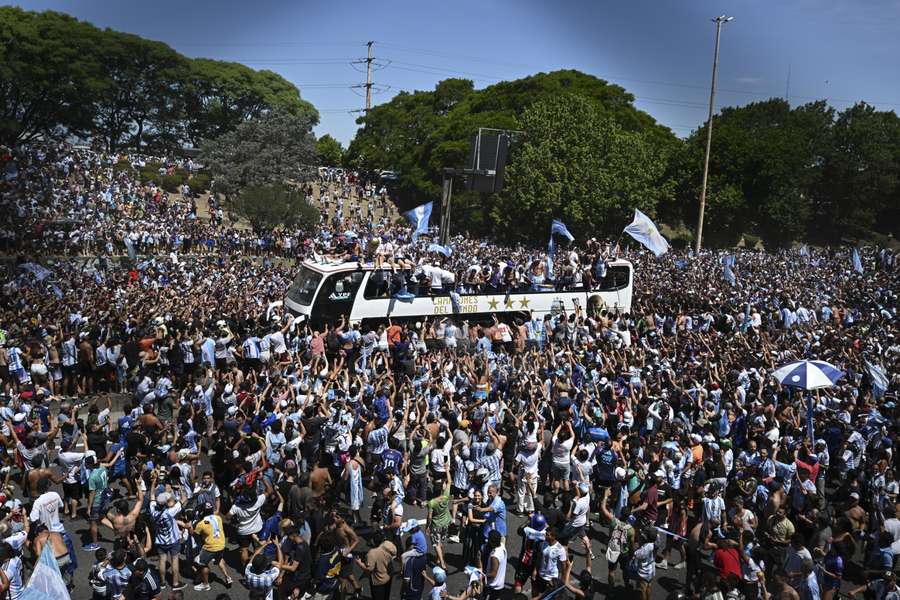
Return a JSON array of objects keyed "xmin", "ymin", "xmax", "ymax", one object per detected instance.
[{"xmin": 12, "ymin": 0, "xmax": 900, "ymax": 145}]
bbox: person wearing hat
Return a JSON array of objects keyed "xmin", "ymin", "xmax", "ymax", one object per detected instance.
[{"xmin": 399, "ymin": 534, "xmax": 429, "ymax": 600}]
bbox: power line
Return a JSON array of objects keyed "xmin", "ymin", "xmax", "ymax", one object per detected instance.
[{"xmin": 350, "ymin": 41, "xmax": 377, "ymax": 112}]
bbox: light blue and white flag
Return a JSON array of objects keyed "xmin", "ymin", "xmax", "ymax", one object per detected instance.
[
  {"xmin": 723, "ymin": 265, "xmax": 736, "ymax": 286},
  {"xmin": 20, "ymin": 543, "xmax": 71, "ymax": 600},
  {"xmin": 851, "ymin": 248, "xmax": 863, "ymax": 274},
  {"xmin": 547, "ymin": 219, "xmax": 574, "ymax": 278},
  {"xmin": 404, "ymin": 201, "xmax": 433, "ymax": 242},
  {"xmin": 21, "ymin": 262, "xmax": 51, "ymax": 281},
  {"xmin": 799, "ymin": 244, "xmax": 810, "ymax": 258},
  {"xmin": 865, "ymin": 360, "xmax": 889, "ymax": 399},
  {"xmin": 550, "ymin": 219, "xmax": 574, "ymax": 243},
  {"xmin": 623, "ymin": 209, "xmax": 669, "ymax": 257},
  {"xmin": 721, "ymin": 254, "xmax": 736, "ymax": 285},
  {"xmin": 124, "ymin": 237, "xmax": 136, "ymax": 260},
  {"xmin": 428, "ymin": 243, "xmax": 452, "ymax": 257}
]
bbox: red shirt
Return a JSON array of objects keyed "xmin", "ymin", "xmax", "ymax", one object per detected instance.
[{"xmin": 714, "ymin": 547, "xmax": 742, "ymax": 582}]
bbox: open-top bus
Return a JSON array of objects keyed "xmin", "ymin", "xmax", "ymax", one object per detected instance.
[{"xmin": 284, "ymin": 259, "xmax": 633, "ymax": 327}]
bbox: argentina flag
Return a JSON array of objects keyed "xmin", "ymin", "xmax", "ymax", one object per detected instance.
[
  {"xmin": 20, "ymin": 543, "xmax": 71, "ymax": 600},
  {"xmin": 404, "ymin": 201, "xmax": 433, "ymax": 242},
  {"xmin": 624, "ymin": 209, "xmax": 669, "ymax": 257}
]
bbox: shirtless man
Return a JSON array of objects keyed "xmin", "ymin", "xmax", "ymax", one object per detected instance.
[
  {"xmin": 309, "ymin": 457, "xmax": 333, "ymax": 498},
  {"xmin": 318, "ymin": 511, "xmax": 361, "ymax": 596},
  {"xmin": 101, "ymin": 484, "xmax": 145, "ymax": 537},
  {"xmin": 33, "ymin": 524, "xmax": 74, "ymax": 585}
]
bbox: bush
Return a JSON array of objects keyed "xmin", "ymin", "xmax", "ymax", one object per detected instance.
[
  {"xmin": 741, "ymin": 233, "xmax": 761, "ymax": 249},
  {"xmin": 113, "ymin": 159, "xmax": 133, "ymax": 173},
  {"xmin": 139, "ymin": 169, "xmax": 158, "ymax": 185},
  {"xmin": 159, "ymin": 174, "xmax": 183, "ymax": 193},
  {"xmin": 188, "ymin": 174, "xmax": 211, "ymax": 192}
]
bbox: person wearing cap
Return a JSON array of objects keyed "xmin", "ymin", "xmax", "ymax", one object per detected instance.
[{"xmin": 399, "ymin": 535, "xmax": 429, "ymax": 600}]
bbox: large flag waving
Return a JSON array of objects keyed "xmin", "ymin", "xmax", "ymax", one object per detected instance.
[
  {"xmin": 404, "ymin": 201, "xmax": 433, "ymax": 242},
  {"xmin": 623, "ymin": 209, "xmax": 669, "ymax": 257},
  {"xmin": 20, "ymin": 543, "xmax": 70, "ymax": 600},
  {"xmin": 547, "ymin": 219, "xmax": 575, "ymax": 278}
]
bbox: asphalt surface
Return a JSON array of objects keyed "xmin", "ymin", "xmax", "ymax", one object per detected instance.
[{"xmin": 30, "ymin": 403, "xmax": 683, "ymax": 600}]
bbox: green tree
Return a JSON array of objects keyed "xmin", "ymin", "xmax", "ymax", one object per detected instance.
[
  {"xmin": 672, "ymin": 99, "xmax": 834, "ymax": 246},
  {"xmin": 0, "ymin": 8, "xmax": 103, "ymax": 145},
  {"xmin": 231, "ymin": 184, "xmax": 319, "ymax": 230},
  {"xmin": 346, "ymin": 70, "xmax": 677, "ymax": 216},
  {"xmin": 182, "ymin": 59, "xmax": 318, "ymax": 147},
  {"xmin": 814, "ymin": 102, "xmax": 900, "ymax": 240},
  {"xmin": 199, "ymin": 108, "xmax": 317, "ymax": 195},
  {"xmin": 495, "ymin": 94, "xmax": 669, "ymax": 241},
  {"xmin": 316, "ymin": 134, "xmax": 343, "ymax": 167},
  {"xmin": 89, "ymin": 30, "xmax": 187, "ymax": 152}
]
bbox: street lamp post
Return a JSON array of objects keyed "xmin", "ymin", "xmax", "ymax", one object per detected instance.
[{"xmin": 694, "ymin": 15, "xmax": 733, "ymax": 254}]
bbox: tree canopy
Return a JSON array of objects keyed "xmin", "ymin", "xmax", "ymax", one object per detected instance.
[
  {"xmin": 0, "ymin": 6, "xmax": 318, "ymax": 150},
  {"xmin": 199, "ymin": 108, "xmax": 317, "ymax": 195},
  {"xmin": 667, "ymin": 99, "xmax": 900, "ymax": 246},
  {"xmin": 316, "ymin": 134, "xmax": 344, "ymax": 167},
  {"xmin": 345, "ymin": 70, "xmax": 677, "ymax": 221},
  {"xmin": 494, "ymin": 94, "xmax": 670, "ymax": 241}
]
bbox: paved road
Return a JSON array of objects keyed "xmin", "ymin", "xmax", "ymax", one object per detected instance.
[{"xmin": 37, "ymin": 406, "xmax": 683, "ymax": 600}]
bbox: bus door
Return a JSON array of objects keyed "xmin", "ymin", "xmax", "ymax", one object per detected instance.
[{"xmin": 312, "ymin": 271, "xmax": 365, "ymax": 326}]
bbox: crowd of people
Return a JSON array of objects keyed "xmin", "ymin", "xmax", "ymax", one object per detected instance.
[
  {"xmin": 0, "ymin": 145, "xmax": 393, "ymax": 259},
  {"xmin": 0, "ymin": 141, "xmax": 898, "ymax": 600}
]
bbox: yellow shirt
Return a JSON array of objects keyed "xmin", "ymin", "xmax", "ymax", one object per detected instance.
[{"xmin": 195, "ymin": 515, "xmax": 226, "ymax": 552}]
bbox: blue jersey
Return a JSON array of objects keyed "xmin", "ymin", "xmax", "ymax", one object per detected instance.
[{"xmin": 381, "ymin": 448, "xmax": 403, "ymax": 475}]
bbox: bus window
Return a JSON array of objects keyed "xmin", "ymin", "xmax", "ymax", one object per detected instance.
[
  {"xmin": 287, "ymin": 267, "xmax": 323, "ymax": 306},
  {"xmin": 363, "ymin": 270, "xmax": 391, "ymax": 299},
  {"xmin": 595, "ymin": 265, "xmax": 630, "ymax": 292},
  {"xmin": 313, "ymin": 271, "xmax": 365, "ymax": 324}
]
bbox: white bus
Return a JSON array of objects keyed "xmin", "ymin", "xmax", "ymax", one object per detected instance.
[{"xmin": 284, "ymin": 259, "xmax": 633, "ymax": 327}]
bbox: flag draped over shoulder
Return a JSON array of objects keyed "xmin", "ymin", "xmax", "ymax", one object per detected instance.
[
  {"xmin": 20, "ymin": 543, "xmax": 71, "ymax": 600},
  {"xmin": 623, "ymin": 209, "xmax": 669, "ymax": 257},
  {"xmin": 866, "ymin": 360, "xmax": 889, "ymax": 398},
  {"xmin": 851, "ymin": 248, "xmax": 863, "ymax": 274},
  {"xmin": 404, "ymin": 201, "xmax": 433, "ymax": 242},
  {"xmin": 547, "ymin": 220, "xmax": 575, "ymax": 278},
  {"xmin": 721, "ymin": 254, "xmax": 736, "ymax": 285}
]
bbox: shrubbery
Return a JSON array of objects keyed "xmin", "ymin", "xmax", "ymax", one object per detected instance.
[{"xmin": 187, "ymin": 174, "xmax": 211, "ymax": 192}]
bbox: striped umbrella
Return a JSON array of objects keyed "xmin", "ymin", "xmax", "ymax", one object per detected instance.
[{"xmin": 772, "ymin": 359, "xmax": 844, "ymax": 390}]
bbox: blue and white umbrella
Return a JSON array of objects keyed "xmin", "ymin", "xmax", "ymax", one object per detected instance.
[{"xmin": 772, "ymin": 360, "xmax": 844, "ymax": 390}]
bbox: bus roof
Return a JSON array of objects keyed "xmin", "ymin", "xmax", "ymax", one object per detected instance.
[{"xmin": 300, "ymin": 257, "xmax": 633, "ymax": 275}]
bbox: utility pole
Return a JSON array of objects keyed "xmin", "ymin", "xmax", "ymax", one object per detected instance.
[
  {"xmin": 365, "ymin": 41, "xmax": 374, "ymax": 111},
  {"xmin": 694, "ymin": 15, "xmax": 733, "ymax": 254}
]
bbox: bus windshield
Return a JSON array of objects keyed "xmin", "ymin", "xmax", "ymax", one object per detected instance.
[{"xmin": 287, "ymin": 267, "xmax": 323, "ymax": 306}]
